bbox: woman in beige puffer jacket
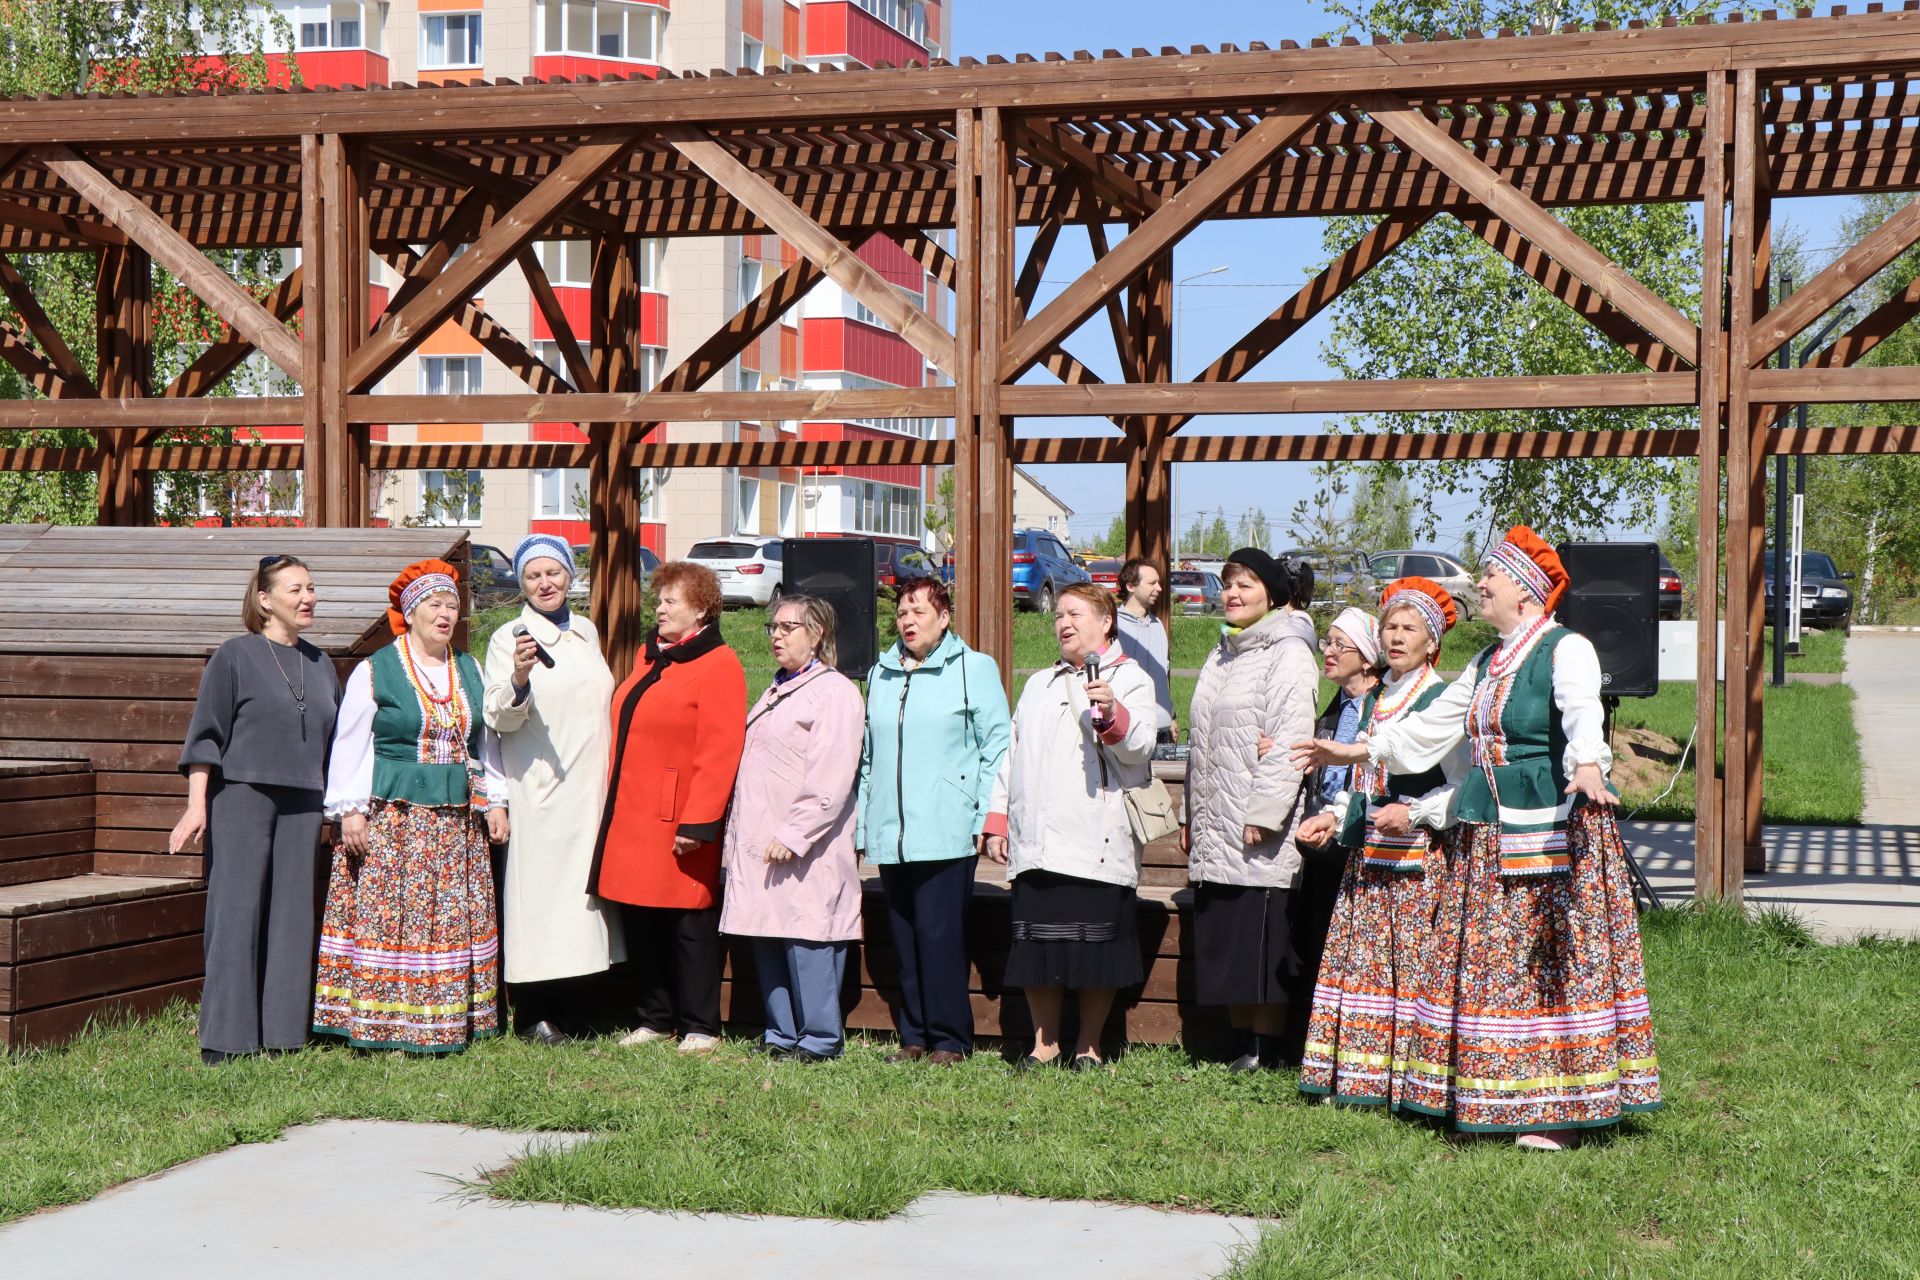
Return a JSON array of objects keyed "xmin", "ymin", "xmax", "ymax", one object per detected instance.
[{"xmin": 1181, "ymin": 547, "xmax": 1319, "ymax": 1072}]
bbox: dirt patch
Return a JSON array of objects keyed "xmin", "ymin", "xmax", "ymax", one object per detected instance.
[{"xmin": 1611, "ymin": 726, "xmax": 1687, "ymax": 798}]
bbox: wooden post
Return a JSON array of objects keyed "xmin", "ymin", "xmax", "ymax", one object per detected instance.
[
  {"xmin": 976, "ymin": 107, "xmax": 1014, "ymax": 691},
  {"xmin": 94, "ymin": 244, "xmax": 153, "ymax": 524},
  {"xmin": 1695, "ymin": 71, "xmax": 1730, "ymax": 901},
  {"xmin": 1126, "ymin": 249, "xmax": 1174, "ymax": 622},
  {"xmin": 952, "ymin": 108, "xmax": 983, "ymax": 643},
  {"xmin": 589, "ymin": 236, "xmax": 644, "ymax": 680},
  {"xmin": 305, "ymin": 133, "xmax": 358, "ymax": 528},
  {"xmin": 347, "ymin": 140, "xmax": 373, "ymax": 526},
  {"xmin": 300, "ymin": 134, "xmax": 328, "ymax": 528},
  {"xmin": 1722, "ymin": 68, "xmax": 1766, "ymax": 890}
]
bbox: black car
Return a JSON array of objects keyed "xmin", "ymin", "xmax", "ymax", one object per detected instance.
[
  {"xmin": 1657, "ymin": 551, "xmax": 1684, "ymax": 620},
  {"xmin": 875, "ymin": 541, "xmax": 936, "ymax": 590},
  {"xmin": 1763, "ymin": 550, "xmax": 1854, "ymax": 632},
  {"xmin": 470, "ymin": 543, "xmax": 520, "ymax": 608}
]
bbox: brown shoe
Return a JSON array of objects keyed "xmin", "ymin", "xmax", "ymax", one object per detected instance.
[
  {"xmin": 926, "ymin": 1049, "xmax": 966, "ymax": 1066},
  {"xmin": 886, "ymin": 1045, "xmax": 927, "ymax": 1064}
]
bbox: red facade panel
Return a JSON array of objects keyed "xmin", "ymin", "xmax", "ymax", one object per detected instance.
[
  {"xmin": 803, "ymin": 2, "xmax": 929, "ymax": 66},
  {"xmin": 531, "ymin": 56, "xmax": 663, "ymax": 82},
  {"xmin": 802, "ymin": 317, "xmax": 924, "ymax": 386},
  {"xmin": 858, "ymin": 235, "xmax": 926, "ymax": 292}
]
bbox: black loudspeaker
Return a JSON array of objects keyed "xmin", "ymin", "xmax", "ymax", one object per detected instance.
[
  {"xmin": 1556, "ymin": 541, "xmax": 1660, "ymax": 698},
  {"xmin": 782, "ymin": 537, "xmax": 879, "ymax": 678}
]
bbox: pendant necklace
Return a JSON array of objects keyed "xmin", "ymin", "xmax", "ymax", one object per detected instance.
[{"xmin": 263, "ymin": 634, "xmax": 309, "ymax": 740}]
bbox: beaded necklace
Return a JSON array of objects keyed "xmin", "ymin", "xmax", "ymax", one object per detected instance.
[
  {"xmin": 1359, "ymin": 664, "xmax": 1435, "ymax": 797},
  {"xmin": 1486, "ymin": 614, "xmax": 1555, "ymax": 679},
  {"xmin": 401, "ymin": 635, "xmax": 467, "ymax": 734}
]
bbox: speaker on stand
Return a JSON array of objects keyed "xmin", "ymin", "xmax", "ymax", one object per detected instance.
[
  {"xmin": 782, "ymin": 537, "xmax": 879, "ymax": 679},
  {"xmin": 1556, "ymin": 541, "xmax": 1665, "ymax": 912}
]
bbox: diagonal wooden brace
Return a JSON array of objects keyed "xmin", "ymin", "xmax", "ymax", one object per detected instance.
[
  {"xmin": 661, "ymin": 122, "xmax": 959, "ymax": 381},
  {"xmin": 37, "ymin": 144, "xmax": 305, "ymax": 383},
  {"xmin": 1746, "ymin": 197, "xmax": 1920, "ymax": 368},
  {"xmin": 1357, "ymin": 92, "xmax": 1702, "ymax": 369},
  {"xmin": 0, "ymin": 252, "xmax": 97, "ymax": 395}
]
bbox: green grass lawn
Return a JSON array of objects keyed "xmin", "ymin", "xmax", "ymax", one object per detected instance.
[{"xmin": 3, "ymin": 909, "xmax": 1917, "ymax": 1277}]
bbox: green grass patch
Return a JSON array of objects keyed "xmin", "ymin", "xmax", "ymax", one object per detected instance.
[
  {"xmin": 3, "ymin": 910, "xmax": 1917, "ymax": 1278},
  {"xmin": 1614, "ymin": 680, "xmax": 1863, "ymax": 824}
]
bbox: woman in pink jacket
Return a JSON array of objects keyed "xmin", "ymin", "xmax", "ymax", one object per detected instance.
[{"xmin": 719, "ymin": 594, "xmax": 866, "ymax": 1061}]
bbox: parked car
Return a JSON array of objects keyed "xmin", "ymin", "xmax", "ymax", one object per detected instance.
[
  {"xmin": 1086, "ymin": 558, "xmax": 1124, "ymax": 593},
  {"xmin": 1656, "ymin": 551, "xmax": 1684, "ymax": 619},
  {"xmin": 1169, "ymin": 569, "xmax": 1224, "ymax": 616},
  {"xmin": 875, "ymin": 541, "xmax": 937, "ymax": 590},
  {"xmin": 685, "ymin": 536, "xmax": 785, "ymax": 608},
  {"xmin": 1280, "ymin": 548, "xmax": 1376, "ymax": 611},
  {"xmin": 1012, "ymin": 527, "xmax": 1090, "ymax": 612},
  {"xmin": 567, "ymin": 543, "xmax": 661, "ymax": 600},
  {"xmin": 470, "ymin": 543, "xmax": 520, "ymax": 608},
  {"xmin": 1764, "ymin": 550, "xmax": 1854, "ymax": 632},
  {"xmin": 1367, "ymin": 549, "xmax": 1478, "ymax": 619}
]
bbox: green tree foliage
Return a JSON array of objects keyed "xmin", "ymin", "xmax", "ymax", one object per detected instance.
[
  {"xmin": 923, "ymin": 469, "xmax": 958, "ymax": 551},
  {"xmin": 1095, "ymin": 513, "xmax": 1128, "ymax": 557},
  {"xmin": 1201, "ymin": 515, "xmax": 1233, "ymax": 558},
  {"xmin": 0, "ymin": 0, "xmax": 292, "ymax": 525},
  {"xmin": 1312, "ymin": 0, "xmax": 1711, "ymax": 548}
]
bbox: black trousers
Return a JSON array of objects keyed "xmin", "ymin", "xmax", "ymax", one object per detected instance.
[
  {"xmin": 1278, "ymin": 839, "xmax": 1347, "ymax": 1063},
  {"xmin": 877, "ymin": 856, "xmax": 976, "ymax": 1054},
  {"xmin": 621, "ymin": 904, "xmax": 722, "ymax": 1038}
]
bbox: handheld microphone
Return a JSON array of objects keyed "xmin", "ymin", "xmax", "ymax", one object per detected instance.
[
  {"xmin": 512, "ymin": 623, "xmax": 556, "ymax": 669},
  {"xmin": 1083, "ymin": 654, "xmax": 1101, "ymax": 685}
]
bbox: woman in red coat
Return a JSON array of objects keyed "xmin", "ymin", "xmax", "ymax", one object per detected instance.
[{"xmin": 589, "ymin": 561, "xmax": 747, "ymax": 1054}]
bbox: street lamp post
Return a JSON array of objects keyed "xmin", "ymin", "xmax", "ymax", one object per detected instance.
[{"xmin": 1171, "ymin": 265, "xmax": 1228, "ymax": 556}]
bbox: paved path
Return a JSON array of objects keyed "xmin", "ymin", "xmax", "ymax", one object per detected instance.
[
  {"xmin": 1624, "ymin": 821, "xmax": 1920, "ymax": 941},
  {"xmin": 1842, "ymin": 629, "xmax": 1920, "ymax": 827},
  {"xmin": 0, "ymin": 1121, "xmax": 1262, "ymax": 1280}
]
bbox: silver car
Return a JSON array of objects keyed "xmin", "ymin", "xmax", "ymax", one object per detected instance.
[
  {"xmin": 1367, "ymin": 549, "xmax": 1478, "ymax": 619},
  {"xmin": 685, "ymin": 537, "xmax": 785, "ymax": 607}
]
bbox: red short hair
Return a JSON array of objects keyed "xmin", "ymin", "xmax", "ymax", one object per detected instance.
[
  {"xmin": 652, "ymin": 561, "xmax": 724, "ymax": 625},
  {"xmin": 894, "ymin": 575, "xmax": 951, "ymax": 614}
]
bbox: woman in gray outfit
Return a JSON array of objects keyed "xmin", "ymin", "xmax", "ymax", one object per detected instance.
[{"xmin": 173, "ymin": 555, "xmax": 341, "ymax": 1065}]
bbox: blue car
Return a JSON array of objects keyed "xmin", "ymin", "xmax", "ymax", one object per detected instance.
[{"xmin": 1011, "ymin": 528, "xmax": 1090, "ymax": 612}]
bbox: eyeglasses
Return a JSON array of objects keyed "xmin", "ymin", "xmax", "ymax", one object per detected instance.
[
  {"xmin": 258, "ymin": 554, "xmax": 288, "ymax": 569},
  {"xmin": 1320, "ymin": 638, "xmax": 1361, "ymax": 658},
  {"xmin": 765, "ymin": 621, "xmax": 807, "ymax": 637}
]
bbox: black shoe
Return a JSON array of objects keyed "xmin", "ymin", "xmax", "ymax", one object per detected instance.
[
  {"xmin": 523, "ymin": 1020, "xmax": 570, "ymax": 1047},
  {"xmin": 1013, "ymin": 1053, "xmax": 1061, "ymax": 1072},
  {"xmin": 200, "ymin": 1049, "xmax": 234, "ymax": 1067},
  {"xmin": 1227, "ymin": 1052, "xmax": 1264, "ymax": 1074},
  {"xmin": 749, "ymin": 1039, "xmax": 790, "ymax": 1057},
  {"xmin": 1069, "ymin": 1054, "xmax": 1103, "ymax": 1073},
  {"xmin": 778, "ymin": 1047, "xmax": 839, "ymax": 1063}
]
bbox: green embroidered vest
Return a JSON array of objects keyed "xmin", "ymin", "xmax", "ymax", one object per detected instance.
[
  {"xmin": 368, "ymin": 640, "xmax": 486, "ymax": 809},
  {"xmin": 1339, "ymin": 675, "xmax": 1452, "ymax": 871},
  {"xmin": 1456, "ymin": 624, "xmax": 1572, "ymax": 876}
]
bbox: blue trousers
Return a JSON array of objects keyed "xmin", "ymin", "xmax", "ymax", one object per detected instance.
[
  {"xmin": 752, "ymin": 938, "xmax": 849, "ymax": 1056},
  {"xmin": 876, "ymin": 856, "xmax": 976, "ymax": 1054}
]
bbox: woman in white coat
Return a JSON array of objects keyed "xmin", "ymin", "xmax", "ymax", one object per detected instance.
[
  {"xmin": 483, "ymin": 534, "xmax": 624, "ymax": 1043},
  {"xmin": 986, "ymin": 585, "xmax": 1158, "ymax": 1070}
]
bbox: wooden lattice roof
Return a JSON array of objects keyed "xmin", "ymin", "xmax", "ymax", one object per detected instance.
[{"xmin": 2, "ymin": 7, "xmax": 1920, "ymax": 251}]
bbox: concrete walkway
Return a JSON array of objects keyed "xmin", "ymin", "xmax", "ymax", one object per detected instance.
[
  {"xmin": 1624, "ymin": 820, "xmax": 1920, "ymax": 941},
  {"xmin": 0, "ymin": 1121, "xmax": 1262, "ymax": 1280},
  {"xmin": 1842, "ymin": 629, "xmax": 1920, "ymax": 828}
]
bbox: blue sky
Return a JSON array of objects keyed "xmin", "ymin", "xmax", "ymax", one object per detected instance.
[{"xmin": 945, "ymin": 0, "xmax": 1860, "ymax": 555}]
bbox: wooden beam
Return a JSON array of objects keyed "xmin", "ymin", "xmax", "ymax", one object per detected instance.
[
  {"xmin": 343, "ymin": 127, "xmax": 636, "ymax": 393},
  {"xmin": 373, "ymin": 139, "xmax": 624, "ymax": 238},
  {"xmin": 1458, "ymin": 212, "xmax": 1687, "ymax": 374},
  {"xmin": 0, "ymin": 397, "xmax": 304, "ymax": 429},
  {"xmin": 1746, "ymin": 196, "xmax": 1920, "ymax": 368},
  {"xmin": 1358, "ymin": 92, "xmax": 1703, "ymax": 368},
  {"xmin": 656, "ymin": 254, "xmax": 827, "ymax": 394},
  {"xmin": 517, "ymin": 247, "xmax": 600, "ymax": 392},
  {"xmin": 0, "ymin": 253, "xmax": 96, "ymax": 395},
  {"xmin": 1001, "ymin": 372, "xmax": 1695, "ymax": 416},
  {"xmin": 1013, "ymin": 121, "xmax": 1163, "ymax": 220},
  {"xmin": 1014, "ymin": 182, "xmax": 1074, "ymax": 317},
  {"xmin": 1080, "ymin": 212, "xmax": 1140, "ymax": 383},
  {"xmin": 662, "ymin": 123, "xmax": 959, "ymax": 380},
  {"xmin": 999, "ymin": 99, "xmax": 1330, "ymax": 382},
  {"xmin": 1168, "ymin": 208, "xmax": 1430, "ymax": 433},
  {"xmin": 378, "ymin": 247, "xmax": 572, "ymax": 396},
  {"xmin": 156, "ymin": 267, "xmax": 304, "ymax": 416},
  {"xmin": 0, "ymin": 319, "xmax": 71, "ymax": 398},
  {"xmin": 36, "ymin": 145, "xmax": 305, "ymax": 382},
  {"xmin": 1696, "ymin": 69, "xmax": 1729, "ymax": 903},
  {"xmin": 380, "ymin": 186, "xmax": 493, "ymax": 317},
  {"xmin": 0, "ymin": 196, "xmax": 126, "ymax": 247},
  {"xmin": 979, "ymin": 104, "xmax": 1015, "ymax": 691},
  {"xmin": 352, "ymin": 387, "xmax": 955, "ymax": 425}
]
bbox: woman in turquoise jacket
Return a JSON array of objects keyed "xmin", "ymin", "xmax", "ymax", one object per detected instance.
[{"xmin": 858, "ymin": 576, "xmax": 1010, "ymax": 1063}]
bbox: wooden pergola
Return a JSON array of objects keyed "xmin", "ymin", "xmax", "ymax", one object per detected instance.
[{"xmin": 2, "ymin": 8, "xmax": 1920, "ymax": 900}]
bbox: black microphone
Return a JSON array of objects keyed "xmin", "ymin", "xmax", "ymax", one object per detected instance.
[{"xmin": 512, "ymin": 623, "xmax": 556, "ymax": 669}]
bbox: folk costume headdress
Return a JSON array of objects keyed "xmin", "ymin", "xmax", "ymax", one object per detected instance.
[
  {"xmin": 387, "ymin": 558, "xmax": 460, "ymax": 637},
  {"xmin": 1328, "ymin": 606, "xmax": 1381, "ymax": 666},
  {"xmin": 1378, "ymin": 576, "xmax": 1458, "ymax": 647},
  {"xmin": 1485, "ymin": 525, "xmax": 1568, "ymax": 613}
]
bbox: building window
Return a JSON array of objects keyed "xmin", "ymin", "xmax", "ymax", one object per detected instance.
[
  {"xmin": 421, "ymin": 470, "xmax": 484, "ymax": 525},
  {"xmin": 420, "ymin": 355, "xmax": 482, "ymax": 396},
  {"xmin": 740, "ymin": 35, "xmax": 764, "ymax": 73},
  {"xmin": 736, "ymin": 476, "xmax": 761, "ymax": 534},
  {"xmin": 848, "ymin": 479, "xmax": 922, "ymax": 539},
  {"xmin": 274, "ymin": 0, "xmax": 380, "ymax": 52},
  {"xmin": 638, "ymin": 467, "xmax": 662, "ymax": 519},
  {"xmin": 638, "ymin": 346, "xmax": 664, "ymax": 390},
  {"xmin": 533, "ymin": 239, "xmax": 590, "ymax": 287},
  {"xmin": 531, "ymin": 339, "xmax": 588, "ymax": 388},
  {"xmin": 738, "ymin": 254, "xmax": 764, "ymax": 305},
  {"xmin": 420, "ymin": 12, "xmax": 482, "ymax": 67},
  {"xmin": 638, "ymin": 237, "xmax": 664, "ymax": 290},
  {"xmin": 536, "ymin": 0, "xmax": 663, "ymax": 61},
  {"xmin": 534, "ymin": 467, "xmax": 590, "ymax": 519},
  {"xmin": 852, "ymin": 0, "xmax": 926, "ymax": 45},
  {"xmin": 778, "ymin": 482, "xmax": 797, "ymax": 535}
]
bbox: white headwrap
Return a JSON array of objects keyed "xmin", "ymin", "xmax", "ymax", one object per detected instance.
[{"xmin": 1329, "ymin": 606, "xmax": 1381, "ymax": 666}]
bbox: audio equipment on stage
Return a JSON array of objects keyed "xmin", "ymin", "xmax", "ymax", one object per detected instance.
[
  {"xmin": 782, "ymin": 537, "xmax": 879, "ymax": 678},
  {"xmin": 1556, "ymin": 541, "xmax": 1660, "ymax": 698}
]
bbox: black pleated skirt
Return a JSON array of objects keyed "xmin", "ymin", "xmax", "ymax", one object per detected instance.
[
  {"xmin": 1003, "ymin": 869, "xmax": 1143, "ymax": 990},
  {"xmin": 1190, "ymin": 881, "xmax": 1298, "ymax": 1006}
]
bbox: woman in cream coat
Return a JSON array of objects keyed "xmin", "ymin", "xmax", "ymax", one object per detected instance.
[{"xmin": 483, "ymin": 534, "xmax": 623, "ymax": 1043}]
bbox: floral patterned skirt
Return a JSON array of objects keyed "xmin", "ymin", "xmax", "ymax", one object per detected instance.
[
  {"xmin": 312, "ymin": 800, "xmax": 500, "ymax": 1053},
  {"xmin": 1401, "ymin": 805, "xmax": 1662, "ymax": 1132},
  {"xmin": 1297, "ymin": 839, "xmax": 1440, "ymax": 1106}
]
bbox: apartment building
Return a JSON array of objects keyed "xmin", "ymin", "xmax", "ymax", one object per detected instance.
[{"xmin": 237, "ymin": 0, "xmax": 949, "ymax": 559}]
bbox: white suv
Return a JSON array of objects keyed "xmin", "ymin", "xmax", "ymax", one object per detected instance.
[{"xmin": 685, "ymin": 537, "xmax": 785, "ymax": 607}]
